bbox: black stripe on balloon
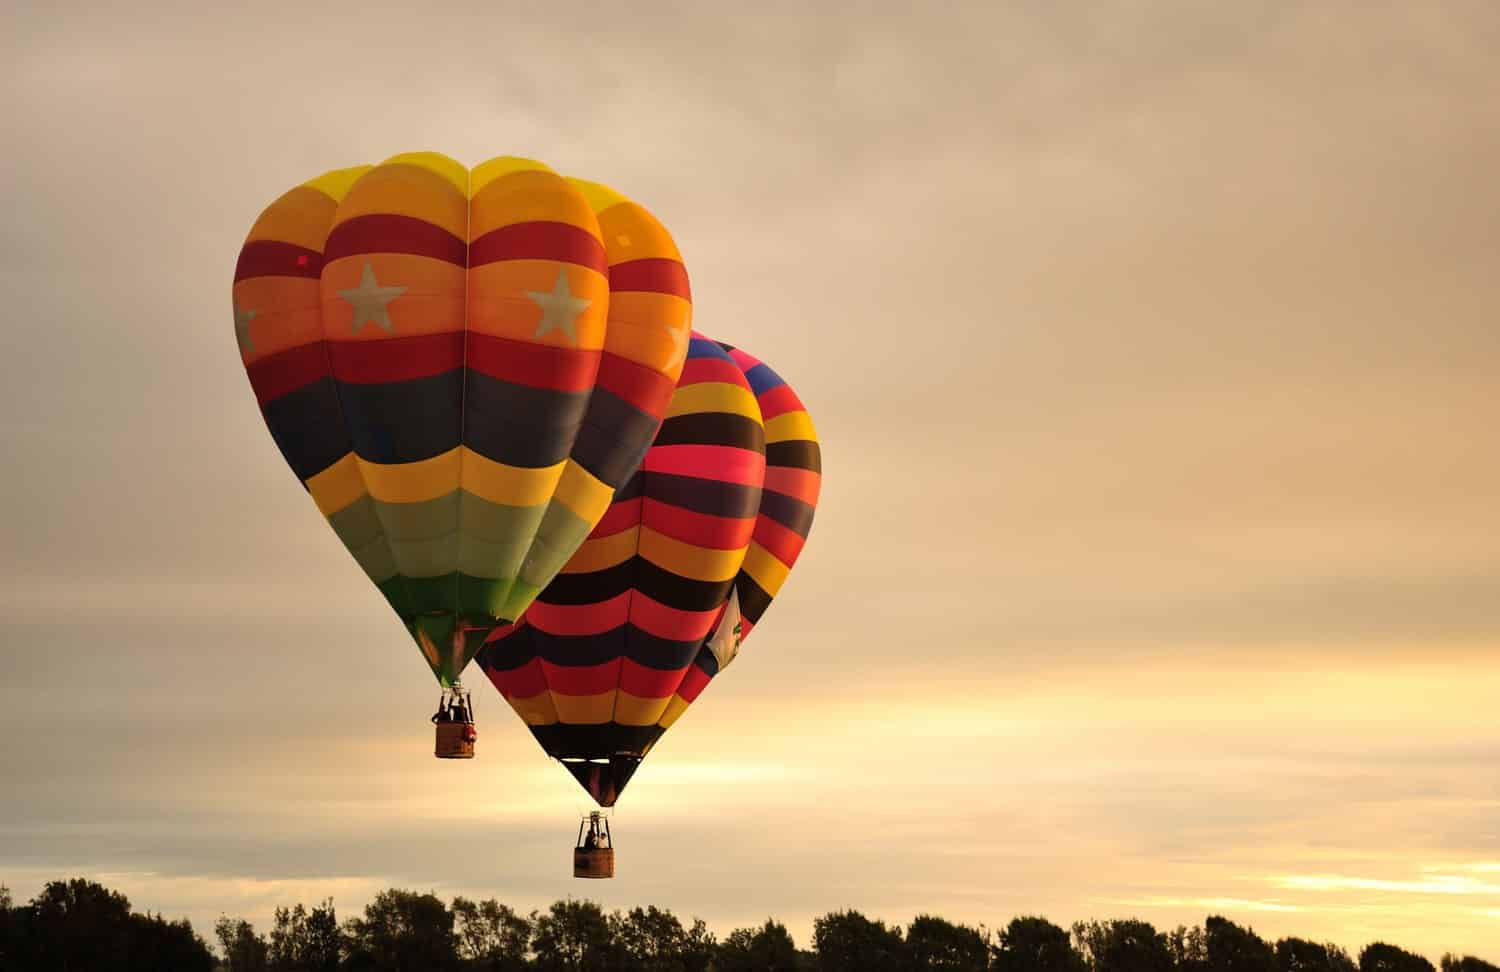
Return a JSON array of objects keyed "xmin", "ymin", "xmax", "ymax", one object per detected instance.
[
  {"xmin": 570, "ymin": 388, "xmax": 660, "ymax": 486},
  {"xmin": 538, "ymin": 560, "xmax": 636, "ymax": 606},
  {"xmin": 766, "ymin": 439, "xmax": 822, "ymax": 474},
  {"xmin": 735, "ymin": 574, "xmax": 773, "ymax": 625},
  {"xmin": 260, "ymin": 377, "xmax": 352, "ymax": 481},
  {"xmin": 475, "ymin": 632, "xmax": 538, "ymax": 672},
  {"xmin": 693, "ymin": 645, "xmax": 720, "ymax": 678},
  {"xmin": 653, "ymin": 412, "xmax": 765, "ymax": 452},
  {"xmin": 463, "ymin": 370, "xmax": 590, "ymax": 468},
  {"xmin": 528, "ymin": 624, "xmax": 702, "ymax": 671},
  {"xmin": 334, "ymin": 372, "xmax": 462, "ymax": 464},
  {"xmin": 640, "ymin": 473, "xmax": 762, "ymax": 520},
  {"xmin": 531, "ymin": 723, "xmax": 665, "ymax": 760},
  {"xmin": 612, "ymin": 472, "xmax": 643, "ymax": 502},
  {"xmin": 633, "ymin": 558, "xmax": 737, "ymax": 613},
  {"xmin": 758, "ymin": 490, "xmax": 816, "ymax": 539}
]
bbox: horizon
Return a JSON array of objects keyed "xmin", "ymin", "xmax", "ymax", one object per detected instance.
[{"xmin": 3, "ymin": 0, "xmax": 1499, "ymax": 961}]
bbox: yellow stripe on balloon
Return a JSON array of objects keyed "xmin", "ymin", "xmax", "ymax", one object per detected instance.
[
  {"xmin": 764, "ymin": 410, "xmax": 818, "ymax": 445},
  {"xmin": 638, "ymin": 527, "xmax": 747, "ymax": 583},
  {"xmin": 561, "ymin": 526, "xmax": 639, "ymax": 575},
  {"xmin": 613, "ymin": 691, "xmax": 673, "ymax": 727},
  {"xmin": 740, "ymin": 541, "xmax": 791, "ymax": 597},
  {"xmin": 300, "ymin": 165, "xmax": 374, "ymax": 204},
  {"xmin": 470, "ymin": 156, "xmax": 556, "ymax": 201},
  {"xmin": 551, "ymin": 690, "xmax": 614, "ymax": 724},
  {"xmin": 550, "ymin": 460, "xmax": 614, "ymax": 527},
  {"xmin": 306, "ymin": 454, "xmax": 368, "ymax": 515},
  {"xmin": 664, "ymin": 382, "xmax": 760, "ymax": 421},
  {"xmin": 380, "ymin": 152, "xmax": 470, "ymax": 199},
  {"xmin": 461, "ymin": 450, "xmax": 566, "ymax": 508},
  {"xmin": 357, "ymin": 449, "xmax": 461, "ymax": 504},
  {"xmin": 506, "ymin": 691, "xmax": 559, "ymax": 726},
  {"xmin": 657, "ymin": 694, "xmax": 690, "ymax": 729}
]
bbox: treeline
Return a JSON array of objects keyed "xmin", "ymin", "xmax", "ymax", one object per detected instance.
[{"xmin": 0, "ymin": 879, "xmax": 1496, "ymax": 972}]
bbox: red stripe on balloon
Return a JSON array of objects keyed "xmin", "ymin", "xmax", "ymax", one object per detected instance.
[
  {"xmin": 326, "ymin": 331, "xmax": 464, "ymax": 384},
  {"xmin": 323, "ymin": 213, "xmax": 467, "ymax": 267},
  {"xmin": 678, "ymin": 356, "xmax": 748, "ymax": 388},
  {"xmin": 466, "ymin": 331, "xmax": 601, "ymax": 392},
  {"xmin": 247, "ymin": 341, "xmax": 330, "ymax": 405},
  {"xmin": 726, "ymin": 347, "xmax": 763, "ymax": 371},
  {"xmin": 751, "ymin": 515, "xmax": 807, "ymax": 568},
  {"xmin": 590, "ymin": 497, "xmax": 644, "ymax": 539},
  {"xmin": 469, "ymin": 221, "xmax": 607, "ymax": 274},
  {"xmin": 619, "ymin": 659, "xmax": 689, "ymax": 699},
  {"xmin": 608, "ymin": 258, "xmax": 691, "ymax": 300},
  {"xmin": 629, "ymin": 590, "xmax": 720, "ymax": 643},
  {"xmin": 489, "ymin": 656, "xmax": 548, "ymax": 699},
  {"xmin": 541, "ymin": 658, "xmax": 621, "ymax": 696},
  {"xmin": 676, "ymin": 665, "xmax": 711, "ymax": 703},
  {"xmin": 643, "ymin": 498, "xmax": 755, "ymax": 550},
  {"xmin": 234, "ymin": 240, "xmax": 323, "ymax": 282},
  {"xmin": 754, "ymin": 385, "xmax": 805, "ymax": 421},
  {"xmin": 528, "ymin": 591, "xmax": 629, "ymax": 637},
  {"xmin": 761, "ymin": 466, "xmax": 821, "ymax": 505},
  {"xmin": 594, "ymin": 352, "xmax": 676, "ymax": 416}
]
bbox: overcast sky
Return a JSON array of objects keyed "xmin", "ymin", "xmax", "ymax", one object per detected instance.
[{"xmin": 3, "ymin": 0, "xmax": 1499, "ymax": 959}]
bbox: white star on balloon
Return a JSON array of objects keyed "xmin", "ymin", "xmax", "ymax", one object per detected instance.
[
  {"xmin": 233, "ymin": 299, "xmax": 257, "ymax": 354},
  {"xmin": 525, "ymin": 269, "xmax": 592, "ymax": 345},
  {"xmin": 338, "ymin": 262, "xmax": 407, "ymax": 334}
]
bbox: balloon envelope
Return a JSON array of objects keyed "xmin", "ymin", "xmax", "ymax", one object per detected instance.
[
  {"xmin": 478, "ymin": 336, "xmax": 821, "ymax": 805},
  {"xmin": 233, "ymin": 153, "xmax": 691, "ymax": 685}
]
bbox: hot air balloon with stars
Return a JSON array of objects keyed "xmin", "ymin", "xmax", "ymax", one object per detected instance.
[{"xmin": 231, "ymin": 152, "xmax": 693, "ymax": 757}]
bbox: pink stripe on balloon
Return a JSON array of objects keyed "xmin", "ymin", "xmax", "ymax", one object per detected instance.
[
  {"xmin": 643, "ymin": 445, "xmax": 766, "ymax": 485},
  {"xmin": 642, "ymin": 498, "xmax": 755, "ymax": 550}
]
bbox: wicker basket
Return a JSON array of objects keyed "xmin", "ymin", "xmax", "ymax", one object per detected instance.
[
  {"xmin": 574, "ymin": 847, "xmax": 615, "ymax": 879},
  {"xmin": 434, "ymin": 721, "xmax": 475, "ymax": 759}
]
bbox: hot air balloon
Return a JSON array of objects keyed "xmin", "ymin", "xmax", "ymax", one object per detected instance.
[
  {"xmin": 232, "ymin": 153, "xmax": 692, "ymax": 755},
  {"xmin": 477, "ymin": 335, "xmax": 821, "ymax": 875}
]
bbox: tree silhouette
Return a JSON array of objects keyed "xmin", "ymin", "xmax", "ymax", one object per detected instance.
[
  {"xmin": 994, "ymin": 915, "xmax": 1087, "ymax": 972},
  {"xmin": 1204, "ymin": 916, "xmax": 1276, "ymax": 972},
  {"xmin": 1276, "ymin": 937, "xmax": 1358, "ymax": 972},
  {"xmin": 530, "ymin": 899, "xmax": 612, "ymax": 972},
  {"xmin": 267, "ymin": 899, "xmax": 340, "ymax": 972},
  {"xmin": 452, "ymin": 896, "xmax": 531, "ymax": 970},
  {"xmin": 25, "ymin": 878, "xmax": 135, "ymax": 970},
  {"xmin": 812, "ymin": 909, "xmax": 907, "ymax": 972},
  {"xmin": 718, "ymin": 918, "xmax": 801, "ymax": 972},
  {"xmin": 123, "ymin": 912, "xmax": 215, "ymax": 972},
  {"xmin": 1442, "ymin": 957, "xmax": 1500, "ymax": 972},
  {"xmin": 1073, "ymin": 918, "xmax": 1175, "ymax": 972},
  {"xmin": 904, "ymin": 914, "xmax": 989, "ymax": 970},
  {"xmin": 215, "ymin": 916, "xmax": 270, "ymax": 971},
  {"xmin": 343, "ymin": 889, "xmax": 457, "ymax": 971},
  {"xmin": 1361, "ymin": 943, "xmax": 1437, "ymax": 972}
]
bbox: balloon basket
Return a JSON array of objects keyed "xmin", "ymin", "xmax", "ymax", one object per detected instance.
[
  {"xmin": 573, "ymin": 811, "xmax": 614, "ymax": 879},
  {"xmin": 434, "ymin": 721, "xmax": 475, "ymax": 759},
  {"xmin": 432, "ymin": 684, "xmax": 476, "ymax": 759}
]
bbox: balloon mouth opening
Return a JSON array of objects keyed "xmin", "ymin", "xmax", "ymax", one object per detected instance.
[{"xmin": 559, "ymin": 755, "xmax": 641, "ymax": 808}]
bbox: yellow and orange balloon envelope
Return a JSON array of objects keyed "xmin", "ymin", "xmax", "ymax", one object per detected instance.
[{"xmin": 232, "ymin": 153, "xmax": 692, "ymax": 685}]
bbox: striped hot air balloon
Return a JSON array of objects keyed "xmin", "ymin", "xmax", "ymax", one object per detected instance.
[
  {"xmin": 477, "ymin": 336, "xmax": 821, "ymax": 806},
  {"xmin": 232, "ymin": 153, "xmax": 691, "ymax": 693}
]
